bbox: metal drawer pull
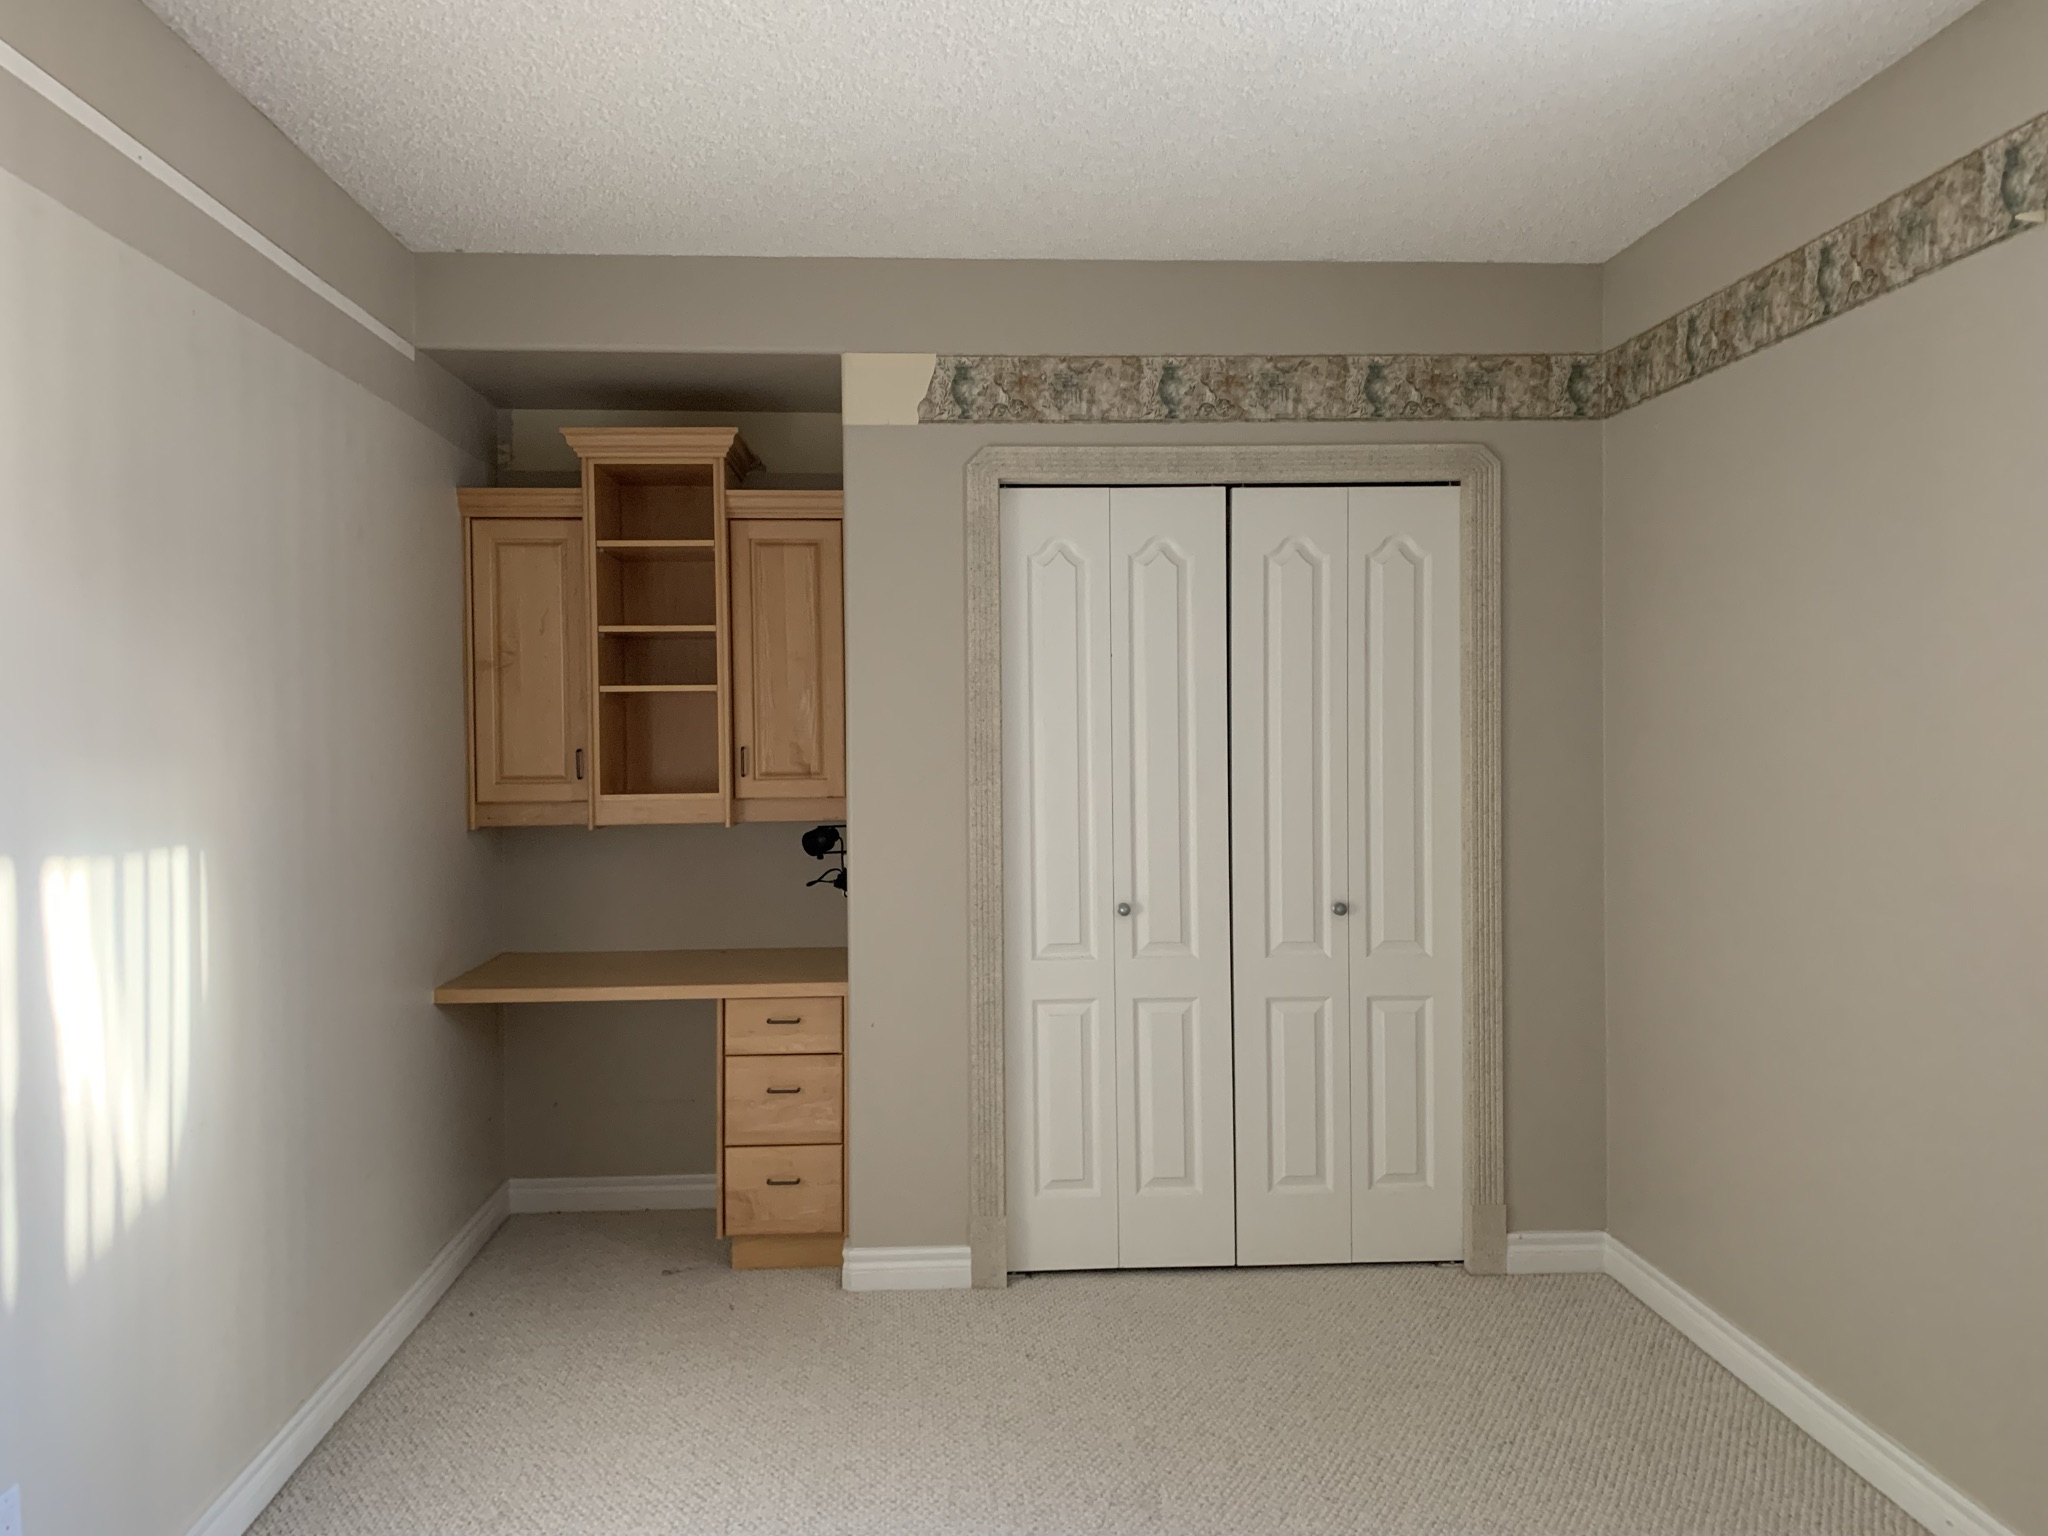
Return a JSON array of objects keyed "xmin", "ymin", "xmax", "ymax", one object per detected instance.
[
  {"xmin": 765, "ymin": 1016, "xmax": 803, "ymax": 1024},
  {"xmin": 765, "ymin": 1085, "xmax": 803, "ymax": 1094},
  {"xmin": 765, "ymin": 1176, "xmax": 803, "ymax": 1186}
]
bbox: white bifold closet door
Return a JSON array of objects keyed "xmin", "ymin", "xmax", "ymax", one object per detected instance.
[
  {"xmin": 1230, "ymin": 486, "xmax": 1465, "ymax": 1265},
  {"xmin": 1003, "ymin": 487, "xmax": 1234, "ymax": 1270}
]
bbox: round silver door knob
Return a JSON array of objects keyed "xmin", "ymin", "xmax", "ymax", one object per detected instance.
[
  {"xmin": 1116, "ymin": 902, "xmax": 1133, "ymax": 917},
  {"xmin": 1332, "ymin": 901, "xmax": 1349, "ymax": 916}
]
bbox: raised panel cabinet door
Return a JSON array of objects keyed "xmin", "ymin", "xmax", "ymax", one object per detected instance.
[
  {"xmin": 1229, "ymin": 488, "xmax": 1354, "ymax": 1266},
  {"xmin": 730, "ymin": 518, "xmax": 846, "ymax": 799},
  {"xmin": 469, "ymin": 517, "xmax": 589, "ymax": 806},
  {"xmin": 1109, "ymin": 488, "xmax": 1235, "ymax": 1268},
  {"xmin": 1346, "ymin": 487, "xmax": 1464, "ymax": 1261},
  {"xmin": 1002, "ymin": 488, "xmax": 1119, "ymax": 1271}
]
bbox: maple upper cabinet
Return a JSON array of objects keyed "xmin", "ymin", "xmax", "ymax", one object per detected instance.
[
  {"xmin": 460, "ymin": 489, "xmax": 591, "ymax": 829},
  {"xmin": 459, "ymin": 434, "xmax": 845, "ymax": 831},
  {"xmin": 728, "ymin": 494, "xmax": 847, "ymax": 814}
]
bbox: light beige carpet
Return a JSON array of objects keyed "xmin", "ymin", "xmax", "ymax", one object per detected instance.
[{"xmin": 250, "ymin": 1212, "xmax": 1921, "ymax": 1536}]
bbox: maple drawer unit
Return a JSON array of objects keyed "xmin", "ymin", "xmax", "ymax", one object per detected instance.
[{"xmin": 718, "ymin": 994, "xmax": 846, "ymax": 1270}]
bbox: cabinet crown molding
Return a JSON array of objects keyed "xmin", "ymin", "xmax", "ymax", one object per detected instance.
[
  {"xmin": 560, "ymin": 426, "xmax": 761, "ymax": 481},
  {"xmin": 456, "ymin": 487, "xmax": 582, "ymax": 519},
  {"xmin": 726, "ymin": 489, "xmax": 845, "ymax": 519}
]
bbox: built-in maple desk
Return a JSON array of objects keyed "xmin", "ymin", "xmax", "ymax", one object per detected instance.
[
  {"xmin": 431, "ymin": 947, "xmax": 849, "ymax": 1005},
  {"xmin": 432, "ymin": 947, "xmax": 850, "ymax": 1272}
]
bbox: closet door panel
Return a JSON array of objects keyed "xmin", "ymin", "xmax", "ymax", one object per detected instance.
[
  {"xmin": 1003, "ymin": 489, "xmax": 1118, "ymax": 1270},
  {"xmin": 1346, "ymin": 487, "xmax": 1464, "ymax": 1261},
  {"xmin": 1230, "ymin": 488, "xmax": 1352, "ymax": 1266},
  {"xmin": 1110, "ymin": 488, "xmax": 1233, "ymax": 1267}
]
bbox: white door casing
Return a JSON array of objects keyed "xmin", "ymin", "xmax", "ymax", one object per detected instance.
[
  {"xmin": 1003, "ymin": 488, "xmax": 1118, "ymax": 1270},
  {"xmin": 1109, "ymin": 489, "xmax": 1234, "ymax": 1267},
  {"xmin": 968, "ymin": 445, "xmax": 1504, "ymax": 1290},
  {"xmin": 1229, "ymin": 488, "xmax": 1354, "ymax": 1265},
  {"xmin": 1346, "ymin": 487, "xmax": 1464, "ymax": 1261}
]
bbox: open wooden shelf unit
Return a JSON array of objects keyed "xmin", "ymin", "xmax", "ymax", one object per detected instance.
[{"xmin": 568, "ymin": 428, "xmax": 759, "ymax": 825}]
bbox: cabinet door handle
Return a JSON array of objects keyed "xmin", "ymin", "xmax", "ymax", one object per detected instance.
[
  {"xmin": 739, "ymin": 744, "xmax": 749, "ymax": 777},
  {"xmin": 765, "ymin": 1176, "xmax": 802, "ymax": 1186},
  {"xmin": 766, "ymin": 1017, "xmax": 803, "ymax": 1025},
  {"xmin": 765, "ymin": 1085, "xmax": 803, "ymax": 1094},
  {"xmin": 574, "ymin": 747, "xmax": 585, "ymax": 781},
  {"xmin": 1331, "ymin": 900, "xmax": 1349, "ymax": 916}
]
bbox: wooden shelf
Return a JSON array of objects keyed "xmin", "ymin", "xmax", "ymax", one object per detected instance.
[
  {"xmin": 598, "ymin": 683, "xmax": 719, "ymax": 694},
  {"xmin": 596, "ymin": 539, "xmax": 713, "ymax": 554},
  {"xmin": 593, "ymin": 789, "xmax": 728, "ymax": 825},
  {"xmin": 598, "ymin": 624, "xmax": 716, "ymax": 635},
  {"xmin": 434, "ymin": 947, "xmax": 850, "ymax": 1004}
]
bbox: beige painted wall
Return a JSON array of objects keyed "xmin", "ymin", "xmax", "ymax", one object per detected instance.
[
  {"xmin": 491, "ymin": 826, "xmax": 848, "ymax": 1177},
  {"xmin": 416, "ymin": 255, "xmax": 1603, "ymax": 357},
  {"xmin": 1601, "ymin": 5, "xmax": 2048, "ymax": 1530},
  {"xmin": 0, "ymin": 162, "xmax": 496, "ymax": 1536},
  {"xmin": 844, "ymin": 421, "xmax": 1607, "ymax": 1247}
]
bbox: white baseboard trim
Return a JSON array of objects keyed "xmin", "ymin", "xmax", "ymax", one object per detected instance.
[
  {"xmin": 1603, "ymin": 1236, "xmax": 2017, "ymax": 1536},
  {"xmin": 185, "ymin": 1182, "xmax": 509, "ymax": 1536},
  {"xmin": 841, "ymin": 1244, "xmax": 974, "ymax": 1292},
  {"xmin": 508, "ymin": 1173, "xmax": 716, "ymax": 1213},
  {"xmin": 1505, "ymin": 1229, "xmax": 1609, "ymax": 1274}
]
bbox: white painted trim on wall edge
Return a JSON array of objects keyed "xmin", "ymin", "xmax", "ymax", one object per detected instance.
[
  {"xmin": 184, "ymin": 1183, "xmax": 509, "ymax": 1536},
  {"xmin": 0, "ymin": 37, "xmax": 414, "ymax": 359},
  {"xmin": 1503, "ymin": 1230, "xmax": 1609, "ymax": 1274},
  {"xmin": 841, "ymin": 1245, "xmax": 974, "ymax": 1292},
  {"xmin": 508, "ymin": 1173, "xmax": 716, "ymax": 1213},
  {"xmin": 1504, "ymin": 1232, "xmax": 2017, "ymax": 1536}
]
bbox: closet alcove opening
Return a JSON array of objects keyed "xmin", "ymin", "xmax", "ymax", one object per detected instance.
[{"xmin": 963, "ymin": 444, "xmax": 1506, "ymax": 1288}]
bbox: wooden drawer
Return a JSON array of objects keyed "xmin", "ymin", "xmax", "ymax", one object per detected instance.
[
  {"xmin": 725, "ymin": 996, "xmax": 844, "ymax": 1055},
  {"xmin": 724, "ymin": 1053, "xmax": 842, "ymax": 1145},
  {"xmin": 724, "ymin": 1145, "xmax": 842, "ymax": 1235}
]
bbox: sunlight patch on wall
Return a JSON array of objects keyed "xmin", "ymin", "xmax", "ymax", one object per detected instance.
[
  {"xmin": 2, "ymin": 857, "xmax": 18, "ymax": 1310},
  {"xmin": 40, "ymin": 848, "xmax": 202, "ymax": 1279}
]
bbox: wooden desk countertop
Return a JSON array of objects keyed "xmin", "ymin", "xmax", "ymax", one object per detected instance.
[{"xmin": 432, "ymin": 947, "xmax": 849, "ymax": 1005}]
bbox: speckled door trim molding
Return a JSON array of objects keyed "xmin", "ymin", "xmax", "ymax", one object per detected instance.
[
  {"xmin": 964, "ymin": 444, "xmax": 1506, "ymax": 1288},
  {"xmin": 921, "ymin": 111, "xmax": 2046, "ymax": 424}
]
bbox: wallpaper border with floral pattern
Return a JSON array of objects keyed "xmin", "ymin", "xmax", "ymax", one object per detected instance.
[{"xmin": 919, "ymin": 111, "xmax": 2046, "ymax": 424}]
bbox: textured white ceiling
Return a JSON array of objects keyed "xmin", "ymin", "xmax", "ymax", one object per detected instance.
[{"xmin": 143, "ymin": 0, "xmax": 1978, "ymax": 262}]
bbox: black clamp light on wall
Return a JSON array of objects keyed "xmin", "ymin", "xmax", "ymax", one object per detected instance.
[{"xmin": 802, "ymin": 824, "xmax": 847, "ymax": 895}]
